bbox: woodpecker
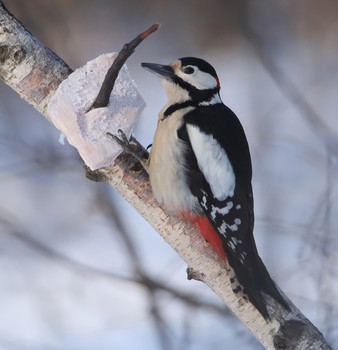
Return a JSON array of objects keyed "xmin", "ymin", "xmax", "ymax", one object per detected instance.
[{"xmin": 113, "ymin": 57, "xmax": 290, "ymax": 319}]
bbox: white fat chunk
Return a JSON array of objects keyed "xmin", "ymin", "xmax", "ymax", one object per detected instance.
[{"xmin": 47, "ymin": 53, "xmax": 145, "ymax": 170}]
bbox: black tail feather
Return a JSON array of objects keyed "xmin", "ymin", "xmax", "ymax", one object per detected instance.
[
  {"xmin": 227, "ymin": 252, "xmax": 291, "ymax": 320},
  {"xmin": 256, "ymin": 256, "xmax": 291, "ymax": 313}
]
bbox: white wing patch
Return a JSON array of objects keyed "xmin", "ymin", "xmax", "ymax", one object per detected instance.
[{"xmin": 186, "ymin": 124, "xmax": 235, "ymax": 200}]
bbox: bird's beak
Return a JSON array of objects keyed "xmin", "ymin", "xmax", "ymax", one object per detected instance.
[{"xmin": 141, "ymin": 62, "xmax": 174, "ymax": 79}]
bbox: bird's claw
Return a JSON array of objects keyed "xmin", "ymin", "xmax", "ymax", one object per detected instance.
[
  {"xmin": 107, "ymin": 129, "xmax": 149, "ymax": 173},
  {"xmin": 107, "ymin": 129, "xmax": 133, "ymax": 154}
]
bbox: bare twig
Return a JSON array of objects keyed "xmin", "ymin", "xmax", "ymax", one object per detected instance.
[
  {"xmin": 90, "ymin": 23, "xmax": 160, "ymax": 110},
  {"xmin": 238, "ymin": 0, "xmax": 337, "ymax": 153},
  {"xmin": 0, "ymin": 215, "xmax": 227, "ymax": 316}
]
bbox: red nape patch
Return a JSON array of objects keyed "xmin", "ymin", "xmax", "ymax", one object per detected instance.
[
  {"xmin": 180, "ymin": 212, "xmax": 226, "ymax": 260},
  {"xmin": 216, "ymin": 76, "xmax": 221, "ymax": 90}
]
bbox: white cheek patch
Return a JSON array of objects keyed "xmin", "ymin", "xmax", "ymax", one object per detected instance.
[
  {"xmin": 187, "ymin": 124, "xmax": 235, "ymax": 200},
  {"xmin": 176, "ymin": 67, "xmax": 218, "ymax": 90},
  {"xmin": 162, "ymin": 79, "xmax": 191, "ymax": 104}
]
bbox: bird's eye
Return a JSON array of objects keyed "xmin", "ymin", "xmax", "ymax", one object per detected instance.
[{"xmin": 182, "ymin": 66, "xmax": 195, "ymax": 74}]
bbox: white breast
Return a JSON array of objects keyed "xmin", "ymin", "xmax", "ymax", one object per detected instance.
[{"xmin": 148, "ymin": 107, "xmax": 201, "ymax": 213}]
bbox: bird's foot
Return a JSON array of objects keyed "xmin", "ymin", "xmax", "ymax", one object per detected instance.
[{"xmin": 107, "ymin": 129, "xmax": 149, "ymax": 172}]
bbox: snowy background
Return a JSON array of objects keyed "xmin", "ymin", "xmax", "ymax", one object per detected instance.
[{"xmin": 0, "ymin": 1, "xmax": 338, "ymax": 349}]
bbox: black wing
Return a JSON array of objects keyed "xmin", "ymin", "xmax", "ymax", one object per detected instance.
[{"xmin": 178, "ymin": 104, "xmax": 289, "ymax": 319}]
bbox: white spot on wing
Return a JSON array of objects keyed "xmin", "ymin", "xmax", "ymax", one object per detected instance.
[
  {"xmin": 218, "ymin": 218, "xmax": 243, "ymax": 237},
  {"xmin": 210, "ymin": 201, "xmax": 233, "ymax": 220},
  {"xmin": 219, "ymin": 222, "xmax": 227, "ymax": 235},
  {"xmin": 201, "ymin": 195, "xmax": 208, "ymax": 210},
  {"xmin": 228, "ymin": 241, "xmax": 236, "ymax": 251},
  {"xmin": 229, "ymin": 224, "xmax": 238, "ymax": 231},
  {"xmin": 240, "ymin": 252, "xmax": 247, "ymax": 264},
  {"xmin": 227, "ymin": 236, "xmax": 244, "ymax": 253},
  {"xmin": 187, "ymin": 124, "xmax": 235, "ymax": 200}
]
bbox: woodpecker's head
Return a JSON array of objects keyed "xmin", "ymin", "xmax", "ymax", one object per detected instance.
[{"xmin": 142, "ymin": 57, "xmax": 221, "ymax": 105}]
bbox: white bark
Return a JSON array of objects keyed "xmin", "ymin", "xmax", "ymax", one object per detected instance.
[{"xmin": 0, "ymin": 3, "xmax": 332, "ymax": 349}]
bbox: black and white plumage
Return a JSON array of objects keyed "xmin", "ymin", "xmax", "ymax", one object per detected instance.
[{"xmin": 142, "ymin": 57, "xmax": 290, "ymax": 319}]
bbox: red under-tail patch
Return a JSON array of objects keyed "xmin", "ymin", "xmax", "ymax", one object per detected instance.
[{"xmin": 180, "ymin": 212, "xmax": 226, "ymax": 260}]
